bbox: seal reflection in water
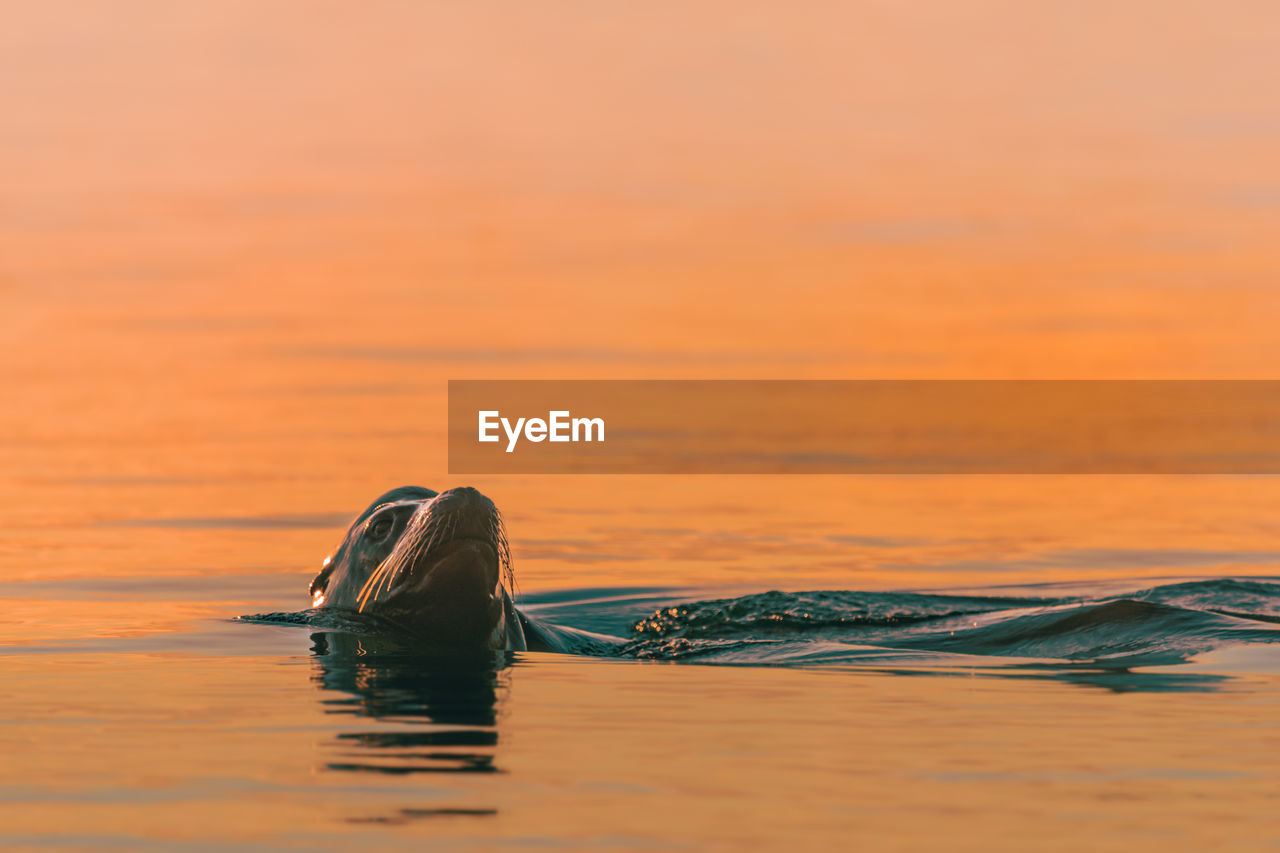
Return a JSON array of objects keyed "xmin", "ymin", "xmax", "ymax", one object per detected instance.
[
  {"xmin": 310, "ymin": 630, "xmax": 507, "ymax": 785},
  {"xmin": 308, "ymin": 486, "xmax": 527, "ymax": 651}
]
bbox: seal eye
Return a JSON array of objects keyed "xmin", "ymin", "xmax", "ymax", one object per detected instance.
[{"xmin": 368, "ymin": 517, "xmax": 394, "ymax": 540}]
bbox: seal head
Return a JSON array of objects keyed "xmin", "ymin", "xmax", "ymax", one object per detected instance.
[{"xmin": 309, "ymin": 486, "xmax": 519, "ymax": 650}]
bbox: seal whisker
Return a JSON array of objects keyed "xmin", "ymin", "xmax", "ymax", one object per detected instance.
[
  {"xmin": 384, "ymin": 506, "xmax": 435, "ymax": 598},
  {"xmin": 356, "ymin": 563, "xmax": 386, "ymax": 612},
  {"xmin": 370, "ymin": 556, "xmax": 396, "ymax": 607},
  {"xmin": 364, "ymin": 503, "xmax": 433, "ymax": 610},
  {"xmin": 386, "ymin": 513, "xmax": 428, "ymax": 594},
  {"xmin": 361, "ymin": 540, "xmax": 403, "ymax": 610},
  {"xmin": 357, "ymin": 545, "xmax": 399, "ymax": 610},
  {"xmin": 490, "ymin": 507, "xmax": 515, "ymax": 596},
  {"xmin": 402, "ymin": 514, "xmax": 438, "ymax": 587}
]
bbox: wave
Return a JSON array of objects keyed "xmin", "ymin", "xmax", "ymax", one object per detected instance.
[
  {"xmin": 241, "ymin": 578, "xmax": 1280, "ymax": 671},
  {"xmin": 617, "ymin": 578, "xmax": 1280, "ymax": 666},
  {"xmin": 629, "ymin": 589, "xmax": 1063, "ymax": 637}
]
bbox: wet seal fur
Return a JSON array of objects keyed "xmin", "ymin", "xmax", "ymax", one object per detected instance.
[{"xmin": 306, "ymin": 486, "xmax": 620, "ymax": 654}]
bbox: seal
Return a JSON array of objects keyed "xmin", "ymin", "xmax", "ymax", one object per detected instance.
[
  {"xmin": 307, "ymin": 486, "xmax": 523, "ymax": 650},
  {"xmin": 307, "ymin": 486, "xmax": 622, "ymax": 654}
]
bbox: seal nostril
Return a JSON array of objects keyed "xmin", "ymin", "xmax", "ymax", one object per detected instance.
[{"xmin": 438, "ymin": 486, "xmax": 486, "ymax": 508}]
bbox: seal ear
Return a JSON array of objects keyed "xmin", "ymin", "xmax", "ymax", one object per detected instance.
[{"xmin": 309, "ymin": 558, "xmax": 335, "ymax": 597}]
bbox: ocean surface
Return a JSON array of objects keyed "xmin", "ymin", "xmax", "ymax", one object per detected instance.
[
  {"xmin": 5, "ymin": 1, "xmax": 1280, "ymax": 848},
  {"xmin": 4, "ymin": 569, "xmax": 1280, "ymax": 850}
]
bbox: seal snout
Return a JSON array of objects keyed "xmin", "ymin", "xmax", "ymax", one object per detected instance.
[
  {"xmin": 354, "ymin": 486, "xmax": 511, "ymax": 614},
  {"xmin": 430, "ymin": 481, "xmax": 488, "ymax": 514},
  {"xmin": 414, "ymin": 538, "xmax": 500, "ymax": 604},
  {"xmin": 422, "ymin": 487, "xmax": 504, "ymax": 555}
]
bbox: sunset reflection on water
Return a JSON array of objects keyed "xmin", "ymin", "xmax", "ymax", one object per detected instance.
[{"xmin": 2, "ymin": 1, "xmax": 1279, "ymax": 849}]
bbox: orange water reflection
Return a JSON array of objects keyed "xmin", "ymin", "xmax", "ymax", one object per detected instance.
[
  {"xmin": 4, "ymin": 3, "xmax": 1279, "ymax": 601},
  {"xmin": 3, "ymin": 5, "xmax": 1280, "ymax": 849}
]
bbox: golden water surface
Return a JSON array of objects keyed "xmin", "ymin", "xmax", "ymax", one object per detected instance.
[{"xmin": 2, "ymin": 2, "xmax": 1278, "ymax": 849}]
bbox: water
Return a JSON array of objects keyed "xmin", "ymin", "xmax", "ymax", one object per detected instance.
[
  {"xmin": 5, "ymin": 1, "xmax": 1280, "ymax": 848},
  {"xmin": 5, "ymin": 571, "xmax": 1279, "ymax": 849},
  {"xmin": 244, "ymin": 578, "xmax": 1280, "ymax": 669}
]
